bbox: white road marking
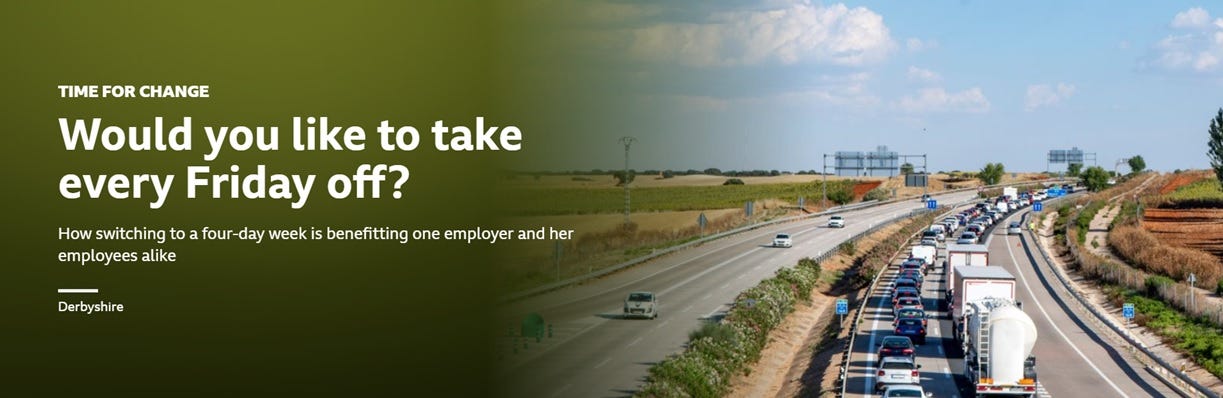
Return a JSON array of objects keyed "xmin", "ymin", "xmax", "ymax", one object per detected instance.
[
  {"xmin": 654, "ymin": 319, "xmax": 670, "ymax": 329},
  {"xmin": 1004, "ymin": 235, "xmax": 1129, "ymax": 398},
  {"xmin": 627, "ymin": 337, "xmax": 643, "ymax": 347},
  {"xmin": 593, "ymin": 357, "xmax": 612, "ymax": 369},
  {"xmin": 682, "ymin": 304, "xmax": 694, "ymax": 312}
]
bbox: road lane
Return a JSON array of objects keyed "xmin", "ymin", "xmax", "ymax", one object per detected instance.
[{"xmin": 497, "ymin": 191, "xmax": 981, "ymax": 397}]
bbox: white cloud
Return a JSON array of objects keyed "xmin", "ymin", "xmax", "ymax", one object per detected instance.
[
  {"xmin": 1024, "ymin": 83, "xmax": 1076, "ymax": 111},
  {"xmin": 906, "ymin": 38, "xmax": 939, "ymax": 52},
  {"xmin": 1141, "ymin": 8, "xmax": 1223, "ymax": 75},
  {"xmin": 906, "ymin": 66, "xmax": 941, "ymax": 83},
  {"xmin": 1172, "ymin": 7, "xmax": 1211, "ymax": 29},
  {"xmin": 653, "ymin": 72, "xmax": 880, "ymax": 111},
  {"xmin": 627, "ymin": 2, "xmax": 896, "ymax": 67},
  {"xmin": 896, "ymin": 87, "xmax": 990, "ymax": 114}
]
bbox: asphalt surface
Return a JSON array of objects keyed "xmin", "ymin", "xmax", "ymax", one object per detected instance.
[
  {"xmin": 495, "ymin": 190, "xmax": 982, "ymax": 398},
  {"xmin": 844, "ymin": 202, "xmax": 1177, "ymax": 398}
]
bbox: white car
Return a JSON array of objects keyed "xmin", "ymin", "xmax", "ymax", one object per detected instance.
[
  {"xmin": 957, "ymin": 232, "xmax": 978, "ymax": 244},
  {"xmin": 880, "ymin": 384, "xmax": 933, "ymax": 398},
  {"xmin": 875, "ymin": 356, "xmax": 922, "ymax": 392},
  {"xmin": 828, "ymin": 216, "xmax": 846, "ymax": 228},
  {"xmin": 623, "ymin": 292, "xmax": 657, "ymax": 319},
  {"xmin": 1007, "ymin": 221, "xmax": 1022, "ymax": 235},
  {"xmin": 773, "ymin": 233, "xmax": 793, "ymax": 248}
]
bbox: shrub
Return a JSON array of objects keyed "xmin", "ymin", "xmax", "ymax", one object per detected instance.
[
  {"xmin": 1145, "ymin": 275, "xmax": 1176, "ymax": 297},
  {"xmin": 1217, "ymin": 279, "xmax": 1223, "ymax": 296},
  {"xmin": 863, "ymin": 188, "xmax": 890, "ymax": 202},
  {"xmin": 722, "ymin": 178, "xmax": 745, "ymax": 186},
  {"xmin": 839, "ymin": 241, "xmax": 856, "ymax": 257}
]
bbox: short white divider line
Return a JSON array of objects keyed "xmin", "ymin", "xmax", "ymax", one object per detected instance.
[{"xmin": 57, "ymin": 289, "xmax": 98, "ymax": 294}]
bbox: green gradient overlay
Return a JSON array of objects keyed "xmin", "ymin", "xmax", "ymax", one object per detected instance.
[{"xmin": 3, "ymin": 2, "xmax": 500, "ymax": 396}]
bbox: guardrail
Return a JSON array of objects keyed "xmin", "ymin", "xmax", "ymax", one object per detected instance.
[
  {"xmin": 835, "ymin": 198, "xmax": 978, "ymax": 397},
  {"xmin": 502, "ymin": 179, "xmax": 1069, "ymax": 302},
  {"xmin": 1025, "ymin": 199, "xmax": 1218, "ymax": 398}
]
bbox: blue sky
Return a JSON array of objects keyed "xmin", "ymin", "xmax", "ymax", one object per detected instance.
[{"xmin": 520, "ymin": 1, "xmax": 1223, "ymax": 173}]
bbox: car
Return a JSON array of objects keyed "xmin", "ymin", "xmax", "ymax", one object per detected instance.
[
  {"xmin": 920, "ymin": 230, "xmax": 939, "ymax": 242},
  {"xmin": 880, "ymin": 384, "xmax": 933, "ymax": 398},
  {"xmin": 828, "ymin": 216, "xmax": 845, "ymax": 228},
  {"xmin": 893, "ymin": 296, "xmax": 924, "ymax": 317},
  {"xmin": 891, "ymin": 287, "xmax": 920, "ymax": 304},
  {"xmin": 919, "ymin": 237, "xmax": 938, "ymax": 248},
  {"xmin": 623, "ymin": 291, "xmax": 658, "ymax": 319},
  {"xmin": 957, "ymin": 232, "xmax": 978, "ymax": 244},
  {"xmin": 893, "ymin": 277, "xmax": 920, "ymax": 291},
  {"xmin": 772, "ymin": 233, "xmax": 793, "ymax": 248},
  {"xmin": 894, "ymin": 317, "xmax": 927, "ymax": 344},
  {"xmin": 919, "ymin": 194, "xmax": 932, "ymax": 203},
  {"xmin": 893, "ymin": 308, "xmax": 928, "ymax": 327},
  {"xmin": 876, "ymin": 336, "xmax": 916, "ymax": 361},
  {"xmin": 928, "ymin": 225, "xmax": 946, "ymax": 241},
  {"xmin": 1007, "ymin": 221, "xmax": 1022, "ymax": 235},
  {"xmin": 897, "ymin": 270, "xmax": 924, "ymax": 285},
  {"xmin": 875, "ymin": 356, "xmax": 922, "ymax": 392},
  {"xmin": 899, "ymin": 259, "xmax": 926, "ymax": 274}
]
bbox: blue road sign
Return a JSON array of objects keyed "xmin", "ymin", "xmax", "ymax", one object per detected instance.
[
  {"xmin": 926, "ymin": 199, "xmax": 937, "ymax": 209},
  {"xmin": 835, "ymin": 298, "xmax": 849, "ymax": 315},
  {"xmin": 1033, "ymin": 201, "xmax": 1043, "ymax": 212},
  {"xmin": 1123, "ymin": 303, "xmax": 1135, "ymax": 319}
]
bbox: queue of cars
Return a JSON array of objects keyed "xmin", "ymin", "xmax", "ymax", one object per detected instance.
[{"xmin": 874, "ymin": 186, "xmax": 1059, "ymax": 395}]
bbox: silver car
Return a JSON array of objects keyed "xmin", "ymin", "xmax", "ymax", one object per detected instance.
[
  {"xmin": 875, "ymin": 356, "xmax": 922, "ymax": 392},
  {"xmin": 1007, "ymin": 221, "xmax": 1022, "ymax": 235},
  {"xmin": 623, "ymin": 292, "xmax": 658, "ymax": 319}
]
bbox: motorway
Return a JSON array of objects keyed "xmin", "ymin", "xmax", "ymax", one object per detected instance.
[
  {"xmin": 495, "ymin": 190, "xmax": 983, "ymax": 398},
  {"xmin": 843, "ymin": 201, "xmax": 1177, "ymax": 397}
]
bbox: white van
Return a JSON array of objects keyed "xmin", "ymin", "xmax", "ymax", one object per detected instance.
[{"xmin": 928, "ymin": 224, "xmax": 946, "ymax": 241}]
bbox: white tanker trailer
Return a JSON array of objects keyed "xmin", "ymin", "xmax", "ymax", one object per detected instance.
[{"xmin": 962, "ymin": 297, "xmax": 1039, "ymax": 397}]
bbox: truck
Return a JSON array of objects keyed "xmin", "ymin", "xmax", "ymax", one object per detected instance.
[
  {"xmin": 1002, "ymin": 187, "xmax": 1018, "ymax": 200},
  {"xmin": 962, "ymin": 297, "xmax": 1039, "ymax": 397},
  {"xmin": 945, "ymin": 244, "xmax": 990, "ymax": 299},
  {"xmin": 910, "ymin": 245, "xmax": 936, "ymax": 268},
  {"xmin": 951, "ymin": 266, "xmax": 1016, "ymax": 324}
]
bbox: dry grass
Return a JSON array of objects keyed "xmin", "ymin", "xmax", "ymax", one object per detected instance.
[
  {"xmin": 1109, "ymin": 224, "xmax": 1223, "ymax": 287},
  {"xmin": 1158, "ymin": 170, "xmax": 1213, "ymax": 194}
]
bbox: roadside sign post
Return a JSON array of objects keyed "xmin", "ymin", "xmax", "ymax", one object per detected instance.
[
  {"xmin": 926, "ymin": 199, "xmax": 937, "ymax": 210},
  {"xmin": 1123, "ymin": 302, "xmax": 1134, "ymax": 324},
  {"xmin": 1033, "ymin": 201, "xmax": 1043, "ymax": 212},
  {"xmin": 836, "ymin": 298, "xmax": 848, "ymax": 325},
  {"xmin": 697, "ymin": 212, "xmax": 708, "ymax": 237},
  {"xmin": 1188, "ymin": 273, "xmax": 1197, "ymax": 313}
]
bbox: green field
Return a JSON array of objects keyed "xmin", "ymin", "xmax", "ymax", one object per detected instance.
[
  {"xmin": 1165, "ymin": 179, "xmax": 1223, "ymax": 203},
  {"xmin": 501, "ymin": 180, "xmax": 859, "ymax": 216}
]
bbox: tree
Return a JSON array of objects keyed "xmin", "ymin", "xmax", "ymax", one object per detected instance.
[
  {"xmin": 900, "ymin": 162, "xmax": 915, "ymax": 174},
  {"xmin": 703, "ymin": 168, "xmax": 722, "ymax": 176},
  {"xmin": 827, "ymin": 187, "xmax": 853, "ymax": 205},
  {"xmin": 978, "ymin": 163, "xmax": 1005, "ymax": 185},
  {"xmin": 1067, "ymin": 162, "xmax": 1082, "ymax": 177},
  {"xmin": 1081, "ymin": 166, "xmax": 1110, "ymax": 191},
  {"xmin": 1128, "ymin": 155, "xmax": 1146, "ymax": 174},
  {"xmin": 1210, "ymin": 108, "xmax": 1223, "ymax": 185},
  {"xmin": 612, "ymin": 170, "xmax": 635, "ymax": 186}
]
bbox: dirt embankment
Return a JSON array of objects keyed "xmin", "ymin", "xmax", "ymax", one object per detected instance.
[{"xmin": 1142, "ymin": 208, "xmax": 1223, "ymax": 257}]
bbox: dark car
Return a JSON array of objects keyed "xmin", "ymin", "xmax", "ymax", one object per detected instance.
[
  {"xmin": 891, "ymin": 287, "xmax": 920, "ymax": 304},
  {"xmin": 893, "ymin": 308, "xmax": 928, "ymax": 327},
  {"xmin": 893, "ymin": 277, "xmax": 920, "ymax": 291},
  {"xmin": 894, "ymin": 317, "xmax": 927, "ymax": 344},
  {"xmin": 877, "ymin": 336, "xmax": 916, "ymax": 361},
  {"xmin": 898, "ymin": 270, "xmax": 924, "ymax": 285}
]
